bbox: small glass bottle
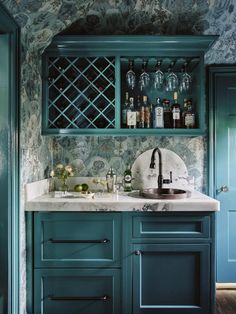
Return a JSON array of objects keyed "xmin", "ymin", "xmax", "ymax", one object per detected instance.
[
  {"xmin": 124, "ymin": 164, "xmax": 132, "ymax": 192},
  {"xmin": 172, "ymin": 92, "xmax": 181, "ymax": 128},
  {"xmin": 139, "ymin": 96, "xmax": 145, "ymax": 128},
  {"xmin": 153, "ymin": 97, "xmax": 164, "ymax": 128}
]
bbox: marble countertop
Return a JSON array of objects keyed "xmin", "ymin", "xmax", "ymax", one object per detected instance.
[{"xmin": 25, "ymin": 189, "xmax": 220, "ymax": 212}]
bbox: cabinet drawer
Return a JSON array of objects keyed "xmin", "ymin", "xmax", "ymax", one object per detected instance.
[
  {"xmin": 132, "ymin": 214, "xmax": 211, "ymax": 239},
  {"xmin": 34, "ymin": 268, "xmax": 120, "ymax": 314},
  {"xmin": 34, "ymin": 213, "xmax": 121, "ymax": 267}
]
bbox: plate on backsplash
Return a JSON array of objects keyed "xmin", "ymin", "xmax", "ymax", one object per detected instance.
[{"xmin": 131, "ymin": 148, "xmax": 193, "ymax": 190}]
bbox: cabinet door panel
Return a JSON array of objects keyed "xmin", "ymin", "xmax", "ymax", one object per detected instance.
[
  {"xmin": 133, "ymin": 244, "xmax": 210, "ymax": 314},
  {"xmin": 34, "ymin": 212, "xmax": 121, "ymax": 267},
  {"xmin": 34, "ymin": 269, "xmax": 120, "ymax": 314}
]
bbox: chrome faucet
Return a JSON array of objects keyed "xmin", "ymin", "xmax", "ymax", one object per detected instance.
[{"xmin": 150, "ymin": 147, "xmax": 172, "ymax": 189}]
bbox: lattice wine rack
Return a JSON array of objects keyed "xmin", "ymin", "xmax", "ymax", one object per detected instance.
[{"xmin": 47, "ymin": 56, "xmax": 115, "ymax": 129}]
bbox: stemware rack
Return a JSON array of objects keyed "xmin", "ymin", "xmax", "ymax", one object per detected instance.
[{"xmin": 41, "ymin": 35, "xmax": 218, "ymax": 135}]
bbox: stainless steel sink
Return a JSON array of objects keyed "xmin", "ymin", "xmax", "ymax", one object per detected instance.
[{"xmin": 130, "ymin": 188, "xmax": 190, "ymax": 199}]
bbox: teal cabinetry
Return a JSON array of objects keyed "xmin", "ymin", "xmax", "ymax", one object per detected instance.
[
  {"xmin": 30, "ymin": 211, "xmax": 215, "ymax": 314},
  {"xmin": 33, "ymin": 212, "xmax": 121, "ymax": 314},
  {"xmin": 42, "ymin": 35, "xmax": 217, "ymax": 136}
]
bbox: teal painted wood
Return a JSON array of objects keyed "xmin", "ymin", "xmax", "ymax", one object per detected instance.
[
  {"xmin": 0, "ymin": 33, "xmax": 10, "ymax": 314},
  {"xmin": 0, "ymin": 4, "xmax": 20, "ymax": 311},
  {"xmin": 34, "ymin": 212, "xmax": 121, "ymax": 268},
  {"xmin": 208, "ymin": 66, "xmax": 236, "ymax": 282},
  {"xmin": 34, "ymin": 268, "xmax": 121, "ymax": 314},
  {"xmin": 31, "ymin": 212, "xmax": 216, "ymax": 314},
  {"xmin": 42, "ymin": 35, "xmax": 218, "ymax": 135},
  {"xmin": 132, "ymin": 214, "xmax": 210, "ymax": 239},
  {"xmin": 132, "ymin": 243, "xmax": 210, "ymax": 314}
]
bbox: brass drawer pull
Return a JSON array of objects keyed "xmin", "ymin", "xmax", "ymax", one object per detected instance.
[
  {"xmin": 48, "ymin": 295, "xmax": 110, "ymax": 301},
  {"xmin": 48, "ymin": 238, "xmax": 110, "ymax": 244}
]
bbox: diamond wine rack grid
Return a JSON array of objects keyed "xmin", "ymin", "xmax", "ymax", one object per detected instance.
[{"xmin": 47, "ymin": 56, "xmax": 115, "ymax": 129}]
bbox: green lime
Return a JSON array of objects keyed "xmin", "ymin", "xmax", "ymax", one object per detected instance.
[
  {"xmin": 82, "ymin": 183, "xmax": 89, "ymax": 191},
  {"xmin": 74, "ymin": 184, "xmax": 83, "ymax": 192}
]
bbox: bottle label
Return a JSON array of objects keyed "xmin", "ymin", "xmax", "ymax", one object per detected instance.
[
  {"xmin": 127, "ymin": 111, "xmax": 136, "ymax": 126},
  {"xmin": 124, "ymin": 175, "xmax": 132, "ymax": 182},
  {"xmin": 173, "ymin": 108, "xmax": 180, "ymax": 120},
  {"xmin": 154, "ymin": 107, "xmax": 164, "ymax": 128},
  {"xmin": 185, "ymin": 113, "xmax": 195, "ymax": 127}
]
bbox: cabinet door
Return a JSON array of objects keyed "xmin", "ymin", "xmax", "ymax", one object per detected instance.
[
  {"xmin": 34, "ymin": 268, "xmax": 120, "ymax": 314},
  {"xmin": 133, "ymin": 243, "xmax": 211, "ymax": 314}
]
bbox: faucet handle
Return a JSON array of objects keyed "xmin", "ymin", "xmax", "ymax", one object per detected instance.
[{"xmin": 163, "ymin": 171, "xmax": 172, "ymax": 184}]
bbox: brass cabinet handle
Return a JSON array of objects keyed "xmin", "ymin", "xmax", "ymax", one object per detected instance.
[
  {"xmin": 48, "ymin": 238, "xmax": 110, "ymax": 244},
  {"xmin": 48, "ymin": 295, "xmax": 110, "ymax": 301}
]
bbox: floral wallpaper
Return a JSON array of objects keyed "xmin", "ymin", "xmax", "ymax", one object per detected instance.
[{"xmin": 0, "ymin": 0, "xmax": 235, "ymax": 313}]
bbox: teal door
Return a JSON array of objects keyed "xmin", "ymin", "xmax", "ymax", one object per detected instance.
[
  {"xmin": 0, "ymin": 34, "xmax": 10, "ymax": 314},
  {"xmin": 210, "ymin": 67, "xmax": 236, "ymax": 282}
]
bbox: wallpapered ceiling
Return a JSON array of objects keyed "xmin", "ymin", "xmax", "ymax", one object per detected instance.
[
  {"xmin": 0, "ymin": 1, "xmax": 235, "ymax": 313},
  {"xmin": 1, "ymin": 0, "xmax": 235, "ymax": 190}
]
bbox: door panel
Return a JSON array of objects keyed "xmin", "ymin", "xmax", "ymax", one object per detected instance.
[
  {"xmin": 0, "ymin": 34, "xmax": 10, "ymax": 314},
  {"xmin": 132, "ymin": 244, "xmax": 210, "ymax": 314},
  {"xmin": 212, "ymin": 70, "xmax": 236, "ymax": 282}
]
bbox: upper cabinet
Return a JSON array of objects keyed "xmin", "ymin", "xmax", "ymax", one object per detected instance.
[{"xmin": 42, "ymin": 35, "xmax": 217, "ymax": 136}]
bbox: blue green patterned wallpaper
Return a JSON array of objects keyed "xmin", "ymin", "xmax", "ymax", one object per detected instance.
[{"xmin": 1, "ymin": 0, "xmax": 236, "ymax": 192}]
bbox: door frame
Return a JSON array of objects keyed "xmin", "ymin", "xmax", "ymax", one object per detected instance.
[
  {"xmin": 208, "ymin": 65, "xmax": 236, "ymax": 198},
  {"xmin": 0, "ymin": 3, "xmax": 20, "ymax": 314},
  {"xmin": 208, "ymin": 65, "xmax": 236, "ymax": 283}
]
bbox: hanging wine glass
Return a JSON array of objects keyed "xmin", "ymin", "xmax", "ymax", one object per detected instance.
[
  {"xmin": 153, "ymin": 60, "xmax": 164, "ymax": 90},
  {"xmin": 126, "ymin": 59, "xmax": 136, "ymax": 90},
  {"xmin": 139, "ymin": 59, "xmax": 150, "ymax": 91},
  {"xmin": 165, "ymin": 61, "xmax": 178, "ymax": 92},
  {"xmin": 179, "ymin": 62, "xmax": 192, "ymax": 93}
]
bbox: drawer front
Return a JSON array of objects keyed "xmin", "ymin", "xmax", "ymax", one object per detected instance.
[
  {"xmin": 34, "ymin": 212, "xmax": 121, "ymax": 267},
  {"xmin": 132, "ymin": 214, "xmax": 211, "ymax": 239},
  {"xmin": 34, "ymin": 268, "xmax": 120, "ymax": 314}
]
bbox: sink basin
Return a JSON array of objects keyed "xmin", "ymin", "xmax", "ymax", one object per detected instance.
[{"xmin": 136, "ymin": 188, "xmax": 190, "ymax": 199}]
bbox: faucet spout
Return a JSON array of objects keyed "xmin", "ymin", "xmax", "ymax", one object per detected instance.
[{"xmin": 150, "ymin": 147, "xmax": 163, "ymax": 190}]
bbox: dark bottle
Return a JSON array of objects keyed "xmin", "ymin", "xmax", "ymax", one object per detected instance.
[
  {"xmin": 172, "ymin": 92, "xmax": 181, "ymax": 128},
  {"xmin": 143, "ymin": 95, "xmax": 151, "ymax": 128},
  {"xmin": 136, "ymin": 95, "xmax": 141, "ymax": 128},
  {"xmin": 122, "ymin": 92, "xmax": 129, "ymax": 128},
  {"xmin": 163, "ymin": 99, "xmax": 172, "ymax": 128},
  {"xmin": 124, "ymin": 164, "xmax": 132, "ymax": 192}
]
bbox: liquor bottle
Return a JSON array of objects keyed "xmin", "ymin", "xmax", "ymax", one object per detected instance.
[
  {"xmin": 172, "ymin": 92, "xmax": 181, "ymax": 128},
  {"xmin": 153, "ymin": 97, "xmax": 164, "ymax": 128},
  {"xmin": 163, "ymin": 99, "xmax": 172, "ymax": 128},
  {"xmin": 143, "ymin": 95, "xmax": 151, "ymax": 128},
  {"xmin": 184, "ymin": 99, "xmax": 195, "ymax": 128},
  {"xmin": 122, "ymin": 92, "xmax": 129, "ymax": 128},
  {"xmin": 124, "ymin": 164, "xmax": 132, "ymax": 192},
  {"xmin": 182, "ymin": 98, "xmax": 188, "ymax": 127},
  {"xmin": 127, "ymin": 97, "xmax": 137, "ymax": 128},
  {"xmin": 139, "ymin": 96, "xmax": 145, "ymax": 128},
  {"xmin": 136, "ymin": 95, "xmax": 141, "ymax": 128}
]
